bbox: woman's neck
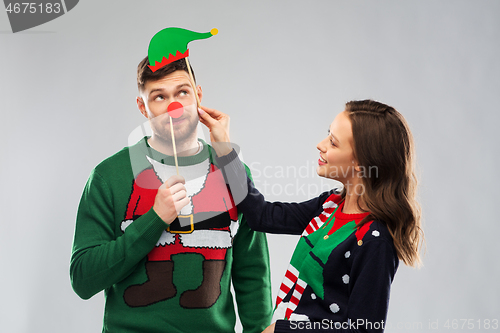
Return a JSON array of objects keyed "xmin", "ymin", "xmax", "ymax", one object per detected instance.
[{"xmin": 342, "ymin": 179, "xmax": 368, "ymax": 214}]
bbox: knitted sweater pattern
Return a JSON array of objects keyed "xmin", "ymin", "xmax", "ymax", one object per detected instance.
[
  {"xmin": 215, "ymin": 150, "xmax": 399, "ymax": 333},
  {"xmin": 71, "ymin": 138, "xmax": 272, "ymax": 333}
]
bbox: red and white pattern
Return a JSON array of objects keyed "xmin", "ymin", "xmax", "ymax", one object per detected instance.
[
  {"xmin": 301, "ymin": 198, "xmax": 337, "ymax": 237},
  {"xmin": 276, "ymin": 265, "xmax": 299, "ymax": 307},
  {"xmin": 274, "ymin": 194, "xmax": 339, "ymax": 321}
]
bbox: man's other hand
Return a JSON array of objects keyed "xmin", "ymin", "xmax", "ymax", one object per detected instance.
[{"xmin": 153, "ymin": 175, "xmax": 189, "ymax": 225}]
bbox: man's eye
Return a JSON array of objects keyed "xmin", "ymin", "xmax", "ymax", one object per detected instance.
[
  {"xmin": 154, "ymin": 95, "xmax": 164, "ymax": 101},
  {"xmin": 179, "ymin": 90, "xmax": 188, "ymax": 96}
]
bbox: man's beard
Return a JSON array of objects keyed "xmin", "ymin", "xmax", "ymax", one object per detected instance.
[{"xmin": 150, "ymin": 113, "xmax": 199, "ymax": 147}]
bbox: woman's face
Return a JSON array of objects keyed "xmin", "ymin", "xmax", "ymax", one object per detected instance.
[{"xmin": 316, "ymin": 111, "xmax": 357, "ymax": 183}]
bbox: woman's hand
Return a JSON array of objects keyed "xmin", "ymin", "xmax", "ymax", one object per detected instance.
[
  {"xmin": 198, "ymin": 105, "xmax": 232, "ymax": 156},
  {"xmin": 262, "ymin": 322, "xmax": 275, "ymax": 333}
]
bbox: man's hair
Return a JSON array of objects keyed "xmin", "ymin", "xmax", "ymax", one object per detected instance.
[{"xmin": 137, "ymin": 56, "xmax": 196, "ymax": 93}]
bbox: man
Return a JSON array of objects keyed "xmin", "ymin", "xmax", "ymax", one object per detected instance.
[{"xmin": 70, "ymin": 58, "xmax": 272, "ymax": 332}]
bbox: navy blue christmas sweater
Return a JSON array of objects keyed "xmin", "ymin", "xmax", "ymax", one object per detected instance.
[{"xmin": 216, "ymin": 150, "xmax": 399, "ymax": 333}]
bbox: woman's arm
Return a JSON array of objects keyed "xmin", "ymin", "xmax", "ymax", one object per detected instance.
[
  {"xmin": 198, "ymin": 106, "xmax": 333, "ymax": 234},
  {"xmin": 199, "ymin": 107, "xmax": 331, "ymax": 235},
  {"xmin": 216, "ymin": 149, "xmax": 332, "ymax": 235}
]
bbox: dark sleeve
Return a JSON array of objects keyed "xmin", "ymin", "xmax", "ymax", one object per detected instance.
[
  {"xmin": 215, "ymin": 149, "xmax": 334, "ymax": 235},
  {"xmin": 274, "ymin": 238, "xmax": 398, "ymax": 333}
]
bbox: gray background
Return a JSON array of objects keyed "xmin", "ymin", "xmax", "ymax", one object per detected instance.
[{"xmin": 1, "ymin": 0, "xmax": 499, "ymax": 332}]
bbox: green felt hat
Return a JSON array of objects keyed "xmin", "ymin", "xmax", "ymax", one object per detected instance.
[{"xmin": 148, "ymin": 27, "xmax": 218, "ymax": 72}]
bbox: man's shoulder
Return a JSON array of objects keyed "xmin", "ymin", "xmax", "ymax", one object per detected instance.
[
  {"xmin": 94, "ymin": 146, "xmax": 130, "ymax": 171},
  {"xmin": 93, "ymin": 138, "xmax": 148, "ymax": 174}
]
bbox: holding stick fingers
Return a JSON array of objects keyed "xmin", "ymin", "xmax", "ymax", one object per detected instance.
[{"xmin": 153, "ymin": 174, "xmax": 190, "ymax": 224}]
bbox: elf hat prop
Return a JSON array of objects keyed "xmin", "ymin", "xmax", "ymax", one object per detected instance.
[{"xmin": 148, "ymin": 27, "xmax": 218, "ymax": 72}]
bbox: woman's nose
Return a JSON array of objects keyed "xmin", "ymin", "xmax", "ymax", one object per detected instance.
[{"xmin": 317, "ymin": 137, "xmax": 327, "ymax": 152}]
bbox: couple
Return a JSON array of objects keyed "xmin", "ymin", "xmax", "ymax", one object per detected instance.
[{"xmin": 71, "ymin": 56, "xmax": 423, "ymax": 333}]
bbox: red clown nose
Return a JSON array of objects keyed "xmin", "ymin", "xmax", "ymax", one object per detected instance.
[{"xmin": 167, "ymin": 101, "xmax": 184, "ymax": 118}]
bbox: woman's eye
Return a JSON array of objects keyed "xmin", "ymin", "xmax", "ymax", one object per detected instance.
[
  {"xmin": 154, "ymin": 95, "xmax": 164, "ymax": 101},
  {"xmin": 330, "ymin": 140, "xmax": 336, "ymax": 147}
]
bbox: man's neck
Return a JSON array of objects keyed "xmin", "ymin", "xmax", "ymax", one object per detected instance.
[{"xmin": 148, "ymin": 136, "xmax": 201, "ymax": 157}]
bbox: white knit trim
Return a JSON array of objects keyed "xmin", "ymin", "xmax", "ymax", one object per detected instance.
[
  {"xmin": 296, "ymin": 278, "xmax": 308, "ymax": 289},
  {"xmin": 156, "ymin": 230, "xmax": 176, "ymax": 246},
  {"xmin": 146, "ymin": 156, "xmax": 212, "ymax": 216},
  {"xmin": 322, "ymin": 200, "xmax": 338, "ymax": 209},
  {"xmin": 229, "ymin": 219, "xmax": 239, "ymax": 238},
  {"xmin": 146, "ymin": 155, "xmax": 210, "ymax": 190},
  {"xmin": 179, "ymin": 230, "xmax": 232, "ymax": 248},
  {"xmin": 302, "ymin": 216, "xmax": 323, "ymax": 236},
  {"xmin": 272, "ymin": 301, "xmax": 289, "ymax": 322},
  {"xmin": 282, "ymin": 276, "xmax": 296, "ymax": 289},
  {"xmin": 146, "ymin": 156, "xmax": 210, "ymax": 215},
  {"xmin": 121, "ymin": 219, "xmax": 133, "ymax": 232},
  {"xmin": 288, "ymin": 265, "xmax": 299, "ymax": 277},
  {"xmin": 289, "ymin": 313, "xmax": 310, "ymax": 321}
]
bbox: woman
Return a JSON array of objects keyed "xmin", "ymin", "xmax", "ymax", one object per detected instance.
[{"xmin": 198, "ymin": 100, "xmax": 424, "ymax": 332}]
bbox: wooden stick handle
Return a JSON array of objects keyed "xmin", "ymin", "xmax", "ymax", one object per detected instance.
[
  {"xmin": 169, "ymin": 117, "xmax": 179, "ymax": 175},
  {"xmin": 185, "ymin": 57, "xmax": 201, "ymax": 108}
]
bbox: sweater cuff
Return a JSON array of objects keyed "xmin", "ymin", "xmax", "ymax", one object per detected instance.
[
  {"xmin": 214, "ymin": 148, "xmax": 239, "ymax": 168},
  {"xmin": 214, "ymin": 149, "xmax": 249, "ymax": 205},
  {"xmin": 274, "ymin": 320, "xmax": 291, "ymax": 332},
  {"xmin": 129, "ymin": 208, "xmax": 168, "ymax": 246}
]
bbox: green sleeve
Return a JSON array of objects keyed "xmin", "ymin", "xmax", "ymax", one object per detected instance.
[
  {"xmin": 70, "ymin": 169, "xmax": 167, "ymax": 300},
  {"xmin": 231, "ymin": 165, "xmax": 273, "ymax": 333}
]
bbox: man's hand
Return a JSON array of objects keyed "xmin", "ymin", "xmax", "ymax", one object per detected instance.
[
  {"xmin": 153, "ymin": 175, "xmax": 190, "ymax": 225},
  {"xmin": 198, "ymin": 106, "xmax": 232, "ymax": 156},
  {"xmin": 262, "ymin": 322, "xmax": 275, "ymax": 333}
]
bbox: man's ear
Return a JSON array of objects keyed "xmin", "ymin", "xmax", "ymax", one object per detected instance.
[
  {"xmin": 196, "ymin": 85, "xmax": 203, "ymax": 103},
  {"xmin": 137, "ymin": 96, "xmax": 148, "ymax": 118}
]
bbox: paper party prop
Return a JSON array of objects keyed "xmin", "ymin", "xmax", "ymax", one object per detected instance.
[
  {"xmin": 167, "ymin": 101, "xmax": 184, "ymax": 119},
  {"xmin": 147, "ymin": 27, "xmax": 217, "ymax": 175},
  {"xmin": 148, "ymin": 27, "xmax": 218, "ymax": 72}
]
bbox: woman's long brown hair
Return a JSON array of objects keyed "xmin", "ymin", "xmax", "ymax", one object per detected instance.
[{"xmin": 345, "ymin": 100, "xmax": 424, "ymax": 267}]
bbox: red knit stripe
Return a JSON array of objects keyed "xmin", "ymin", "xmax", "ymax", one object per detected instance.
[
  {"xmin": 285, "ymin": 269, "xmax": 297, "ymax": 281},
  {"xmin": 280, "ymin": 284, "xmax": 291, "ymax": 295},
  {"xmin": 324, "ymin": 208, "xmax": 335, "ymax": 216},
  {"xmin": 285, "ymin": 308, "xmax": 293, "ymax": 320},
  {"xmin": 305, "ymin": 225, "xmax": 314, "ymax": 235},
  {"xmin": 318, "ymin": 213, "xmax": 328, "ymax": 222},
  {"xmin": 294, "ymin": 283, "xmax": 305, "ymax": 294},
  {"xmin": 312, "ymin": 218, "xmax": 320, "ymax": 230},
  {"xmin": 355, "ymin": 221, "xmax": 374, "ymax": 242}
]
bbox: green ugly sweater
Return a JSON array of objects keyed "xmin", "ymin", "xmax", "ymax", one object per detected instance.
[{"xmin": 70, "ymin": 138, "xmax": 272, "ymax": 333}]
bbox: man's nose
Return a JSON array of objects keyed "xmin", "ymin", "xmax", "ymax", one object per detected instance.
[{"xmin": 167, "ymin": 101, "xmax": 184, "ymax": 118}]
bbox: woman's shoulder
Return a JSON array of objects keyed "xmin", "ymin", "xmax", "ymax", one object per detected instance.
[
  {"xmin": 352, "ymin": 219, "xmax": 394, "ymax": 247},
  {"xmin": 351, "ymin": 219, "xmax": 399, "ymax": 263}
]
